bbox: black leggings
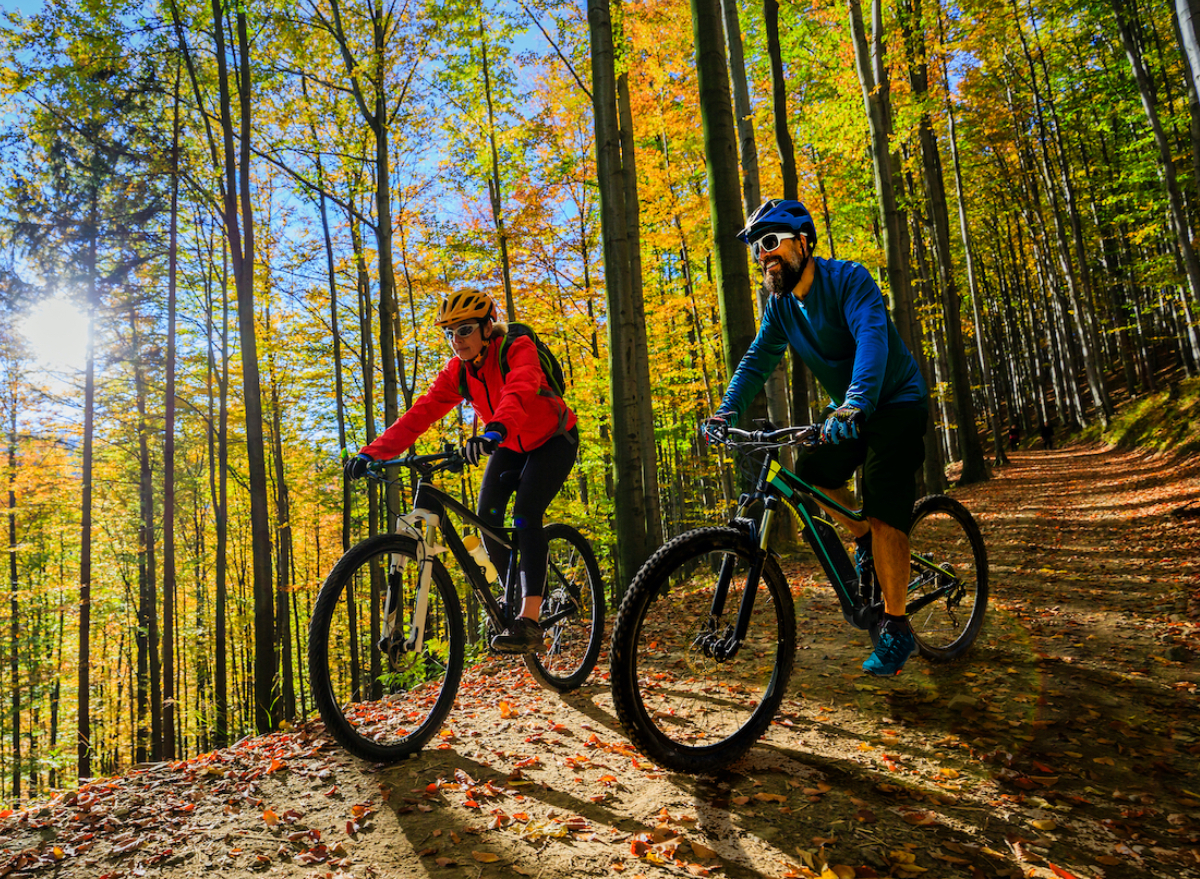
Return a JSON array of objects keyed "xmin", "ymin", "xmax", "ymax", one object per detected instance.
[{"xmin": 477, "ymin": 428, "xmax": 578, "ymax": 600}]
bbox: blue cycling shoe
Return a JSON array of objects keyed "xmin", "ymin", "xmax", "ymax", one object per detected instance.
[{"xmin": 863, "ymin": 617, "xmax": 916, "ymax": 676}]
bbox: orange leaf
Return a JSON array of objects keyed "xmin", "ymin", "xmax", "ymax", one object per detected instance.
[
  {"xmin": 1048, "ymin": 865, "xmax": 1081, "ymax": 879},
  {"xmin": 472, "ymin": 852, "xmax": 501, "ymax": 863},
  {"xmin": 500, "ymin": 702, "xmax": 514, "ymax": 719},
  {"xmin": 262, "ymin": 809, "xmax": 279, "ymax": 826}
]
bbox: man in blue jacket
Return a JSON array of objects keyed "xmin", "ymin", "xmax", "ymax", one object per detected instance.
[{"xmin": 703, "ymin": 199, "xmax": 930, "ymax": 676}]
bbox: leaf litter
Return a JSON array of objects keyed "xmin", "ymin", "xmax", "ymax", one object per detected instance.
[{"xmin": 0, "ymin": 445, "xmax": 1198, "ymax": 878}]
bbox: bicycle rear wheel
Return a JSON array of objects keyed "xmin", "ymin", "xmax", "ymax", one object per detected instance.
[
  {"xmin": 524, "ymin": 524, "xmax": 606, "ymax": 692},
  {"xmin": 609, "ymin": 527, "xmax": 795, "ymax": 774},
  {"xmin": 309, "ymin": 533, "xmax": 464, "ymax": 762},
  {"xmin": 905, "ymin": 495, "xmax": 988, "ymax": 661}
]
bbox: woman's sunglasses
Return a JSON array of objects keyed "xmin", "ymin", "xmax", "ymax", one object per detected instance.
[
  {"xmin": 750, "ymin": 231, "xmax": 797, "ymax": 259},
  {"xmin": 444, "ymin": 322, "xmax": 481, "ymax": 341}
]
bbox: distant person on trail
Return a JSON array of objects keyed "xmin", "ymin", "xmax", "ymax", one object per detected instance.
[
  {"xmin": 700, "ymin": 198, "xmax": 930, "ymax": 678},
  {"xmin": 1007, "ymin": 424, "xmax": 1020, "ymax": 451},
  {"xmin": 1039, "ymin": 420, "xmax": 1053, "ymax": 450},
  {"xmin": 343, "ymin": 289, "xmax": 578, "ymax": 655}
]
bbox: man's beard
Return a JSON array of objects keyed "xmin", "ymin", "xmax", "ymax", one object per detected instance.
[{"xmin": 762, "ymin": 250, "xmax": 808, "ymax": 297}]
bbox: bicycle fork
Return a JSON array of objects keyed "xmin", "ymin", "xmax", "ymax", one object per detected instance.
[
  {"xmin": 381, "ymin": 508, "xmax": 446, "ymax": 661},
  {"xmin": 695, "ymin": 498, "xmax": 780, "ymax": 662}
]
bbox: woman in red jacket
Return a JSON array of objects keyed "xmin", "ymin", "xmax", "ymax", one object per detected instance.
[{"xmin": 344, "ymin": 290, "xmax": 578, "ymax": 654}]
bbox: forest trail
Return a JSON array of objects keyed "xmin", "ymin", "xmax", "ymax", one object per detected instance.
[{"xmin": 2, "ymin": 442, "xmax": 1199, "ymax": 879}]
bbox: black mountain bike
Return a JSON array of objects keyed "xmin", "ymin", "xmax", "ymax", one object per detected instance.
[
  {"xmin": 309, "ymin": 447, "xmax": 605, "ymax": 763},
  {"xmin": 609, "ymin": 424, "xmax": 988, "ymax": 773}
]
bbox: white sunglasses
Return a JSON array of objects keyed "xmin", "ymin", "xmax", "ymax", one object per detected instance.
[
  {"xmin": 750, "ymin": 231, "xmax": 797, "ymax": 259},
  {"xmin": 443, "ymin": 322, "xmax": 481, "ymax": 341}
]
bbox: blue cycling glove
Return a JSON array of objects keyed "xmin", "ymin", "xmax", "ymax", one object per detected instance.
[
  {"xmin": 464, "ymin": 431, "xmax": 502, "ymax": 466},
  {"xmin": 821, "ymin": 403, "xmax": 864, "ymax": 445},
  {"xmin": 700, "ymin": 413, "xmax": 731, "ymax": 446},
  {"xmin": 343, "ymin": 451, "xmax": 373, "ymax": 479}
]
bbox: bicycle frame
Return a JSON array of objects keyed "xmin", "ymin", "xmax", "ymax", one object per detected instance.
[
  {"xmin": 375, "ymin": 459, "xmax": 584, "ymax": 655},
  {"xmin": 712, "ymin": 427, "xmax": 967, "ymax": 644}
]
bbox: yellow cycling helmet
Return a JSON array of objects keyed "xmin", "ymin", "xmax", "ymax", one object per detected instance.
[{"xmin": 435, "ymin": 289, "xmax": 497, "ymax": 327}]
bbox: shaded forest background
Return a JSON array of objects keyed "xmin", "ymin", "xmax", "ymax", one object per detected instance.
[{"xmin": 0, "ymin": 0, "xmax": 1196, "ymax": 805}]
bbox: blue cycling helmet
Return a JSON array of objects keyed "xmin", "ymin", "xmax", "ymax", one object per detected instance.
[{"xmin": 737, "ymin": 199, "xmax": 817, "ymax": 250}]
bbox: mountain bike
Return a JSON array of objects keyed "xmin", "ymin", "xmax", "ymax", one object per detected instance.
[
  {"xmin": 308, "ymin": 446, "xmax": 605, "ymax": 763},
  {"xmin": 609, "ymin": 424, "xmax": 988, "ymax": 774}
]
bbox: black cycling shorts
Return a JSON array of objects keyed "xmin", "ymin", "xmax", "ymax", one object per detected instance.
[{"xmin": 797, "ymin": 406, "xmax": 927, "ymax": 533}]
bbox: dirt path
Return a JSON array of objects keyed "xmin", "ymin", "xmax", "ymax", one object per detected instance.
[{"xmin": 3, "ymin": 444, "xmax": 1199, "ymax": 879}]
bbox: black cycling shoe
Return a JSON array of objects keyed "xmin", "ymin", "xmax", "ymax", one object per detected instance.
[{"xmin": 490, "ymin": 617, "xmax": 545, "ymax": 654}]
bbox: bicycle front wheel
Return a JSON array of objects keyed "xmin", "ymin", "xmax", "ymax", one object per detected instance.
[
  {"xmin": 308, "ymin": 534, "xmax": 465, "ymax": 762},
  {"xmin": 609, "ymin": 526, "xmax": 795, "ymax": 774},
  {"xmin": 524, "ymin": 524, "xmax": 606, "ymax": 693},
  {"xmin": 906, "ymin": 494, "xmax": 989, "ymax": 661}
]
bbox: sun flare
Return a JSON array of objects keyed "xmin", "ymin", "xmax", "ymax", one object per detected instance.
[{"xmin": 19, "ymin": 294, "xmax": 90, "ymax": 372}]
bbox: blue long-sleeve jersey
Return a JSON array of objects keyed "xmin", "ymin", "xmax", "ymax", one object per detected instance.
[{"xmin": 720, "ymin": 256, "xmax": 928, "ymax": 422}]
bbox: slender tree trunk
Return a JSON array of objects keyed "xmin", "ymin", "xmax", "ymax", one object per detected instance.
[
  {"xmin": 724, "ymin": 0, "xmax": 790, "ymax": 428},
  {"xmin": 480, "ymin": 20, "xmax": 516, "ymax": 320},
  {"xmin": 78, "ymin": 197, "xmax": 98, "ymax": 781},
  {"xmin": 900, "ymin": 0, "xmax": 987, "ymax": 483},
  {"xmin": 8, "ymin": 379, "xmax": 18, "ymax": 801},
  {"xmin": 213, "ymin": 0, "xmax": 275, "ymax": 732},
  {"xmin": 1175, "ymin": 0, "xmax": 1200, "ymax": 129},
  {"xmin": 161, "ymin": 73, "xmax": 180, "ymax": 760},
  {"xmin": 266, "ymin": 305, "xmax": 296, "ymax": 723},
  {"xmin": 133, "ymin": 308, "xmax": 157, "ymax": 764},
  {"xmin": 307, "ymin": 83, "xmax": 352, "ymax": 554},
  {"xmin": 1114, "ymin": 0, "xmax": 1200, "ymax": 360},
  {"xmin": 847, "ymin": 0, "xmax": 944, "ymax": 492},
  {"xmin": 691, "ymin": 0, "xmax": 760, "ymax": 414},
  {"xmin": 588, "ymin": 0, "xmax": 653, "ymax": 595},
  {"xmin": 765, "ymin": 0, "xmax": 797, "ymax": 202},
  {"xmin": 616, "ymin": 69, "xmax": 662, "ymax": 548}
]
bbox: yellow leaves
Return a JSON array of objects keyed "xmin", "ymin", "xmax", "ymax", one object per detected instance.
[
  {"xmin": 1030, "ymin": 818, "xmax": 1057, "ymax": 831},
  {"xmin": 887, "ymin": 850, "xmax": 929, "ymax": 874},
  {"xmin": 691, "ymin": 842, "xmax": 718, "ymax": 859},
  {"xmin": 937, "ymin": 767, "xmax": 960, "ymax": 779},
  {"xmin": 1093, "ymin": 756, "xmax": 1116, "ymax": 765}
]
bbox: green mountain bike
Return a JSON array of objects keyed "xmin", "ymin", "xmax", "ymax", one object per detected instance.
[{"xmin": 609, "ymin": 424, "xmax": 988, "ymax": 774}]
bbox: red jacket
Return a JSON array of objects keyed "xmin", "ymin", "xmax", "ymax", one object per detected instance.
[{"xmin": 361, "ymin": 333, "xmax": 577, "ymax": 459}]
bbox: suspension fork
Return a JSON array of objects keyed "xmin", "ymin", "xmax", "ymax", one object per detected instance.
[
  {"xmin": 703, "ymin": 497, "xmax": 777, "ymax": 660},
  {"xmin": 386, "ymin": 506, "xmax": 447, "ymax": 656}
]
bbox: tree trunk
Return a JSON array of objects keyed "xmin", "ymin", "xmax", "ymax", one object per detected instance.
[
  {"xmin": 133, "ymin": 306, "xmax": 158, "ymax": 764},
  {"xmin": 588, "ymin": 0, "xmax": 653, "ymax": 596},
  {"xmin": 691, "ymin": 0, "xmax": 760, "ymax": 415},
  {"xmin": 161, "ymin": 71, "xmax": 180, "ymax": 760},
  {"xmin": 765, "ymin": 0, "xmax": 797, "ymax": 202},
  {"xmin": 8, "ymin": 378, "xmax": 18, "ymax": 800},
  {"xmin": 725, "ymin": 0, "xmax": 790, "ymax": 428},
  {"xmin": 1175, "ymin": 0, "xmax": 1200, "ymax": 124},
  {"xmin": 616, "ymin": 69, "xmax": 662, "ymax": 549},
  {"xmin": 213, "ymin": 0, "xmax": 275, "ymax": 733},
  {"xmin": 267, "ymin": 312, "xmax": 296, "ymax": 723},
  {"xmin": 77, "ymin": 194, "xmax": 98, "ymax": 781},
  {"xmin": 480, "ymin": 20, "xmax": 517, "ymax": 320},
  {"xmin": 1113, "ymin": 0, "xmax": 1200, "ymax": 360},
  {"xmin": 847, "ymin": 0, "xmax": 943, "ymax": 492},
  {"xmin": 900, "ymin": 0, "xmax": 988, "ymax": 483}
]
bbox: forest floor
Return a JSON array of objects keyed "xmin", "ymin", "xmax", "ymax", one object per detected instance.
[{"xmin": 3, "ymin": 442, "xmax": 1200, "ymax": 879}]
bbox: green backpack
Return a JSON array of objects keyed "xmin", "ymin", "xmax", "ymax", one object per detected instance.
[{"xmin": 457, "ymin": 323, "xmax": 568, "ymax": 402}]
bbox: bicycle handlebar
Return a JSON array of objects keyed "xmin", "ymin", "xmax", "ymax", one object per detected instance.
[
  {"xmin": 713, "ymin": 424, "xmax": 821, "ymax": 449},
  {"xmin": 365, "ymin": 444, "xmax": 467, "ymax": 479}
]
